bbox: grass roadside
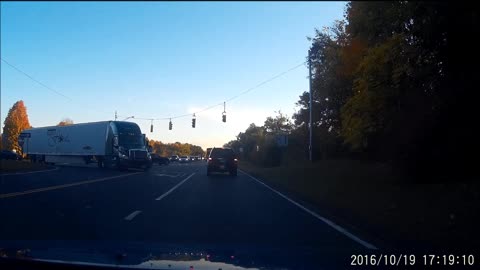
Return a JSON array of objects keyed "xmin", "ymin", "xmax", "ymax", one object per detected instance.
[
  {"xmin": 0, "ymin": 160, "xmax": 49, "ymax": 173},
  {"xmin": 239, "ymin": 159, "xmax": 480, "ymax": 250}
]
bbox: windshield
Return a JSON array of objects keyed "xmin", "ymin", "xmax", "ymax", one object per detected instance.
[
  {"xmin": 210, "ymin": 149, "xmax": 234, "ymax": 158},
  {"xmin": 119, "ymin": 134, "xmax": 144, "ymax": 149},
  {"xmin": 1, "ymin": 2, "xmax": 477, "ymax": 269}
]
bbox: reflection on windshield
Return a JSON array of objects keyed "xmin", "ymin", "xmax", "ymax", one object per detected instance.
[
  {"xmin": 119, "ymin": 135, "xmax": 144, "ymax": 148},
  {"xmin": 138, "ymin": 258, "xmax": 259, "ymax": 270}
]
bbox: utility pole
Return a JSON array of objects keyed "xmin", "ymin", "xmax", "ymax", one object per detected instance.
[{"xmin": 308, "ymin": 49, "xmax": 313, "ymax": 162}]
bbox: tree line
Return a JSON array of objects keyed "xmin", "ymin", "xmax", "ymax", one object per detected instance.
[
  {"xmin": 225, "ymin": 2, "xmax": 477, "ymax": 182},
  {"xmin": 147, "ymin": 139, "xmax": 205, "ymax": 157},
  {"xmin": 1, "ymin": 101, "xmax": 204, "ymax": 157}
]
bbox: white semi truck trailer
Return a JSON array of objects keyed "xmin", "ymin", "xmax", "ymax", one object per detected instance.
[{"xmin": 18, "ymin": 121, "xmax": 152, "ymax": 171}]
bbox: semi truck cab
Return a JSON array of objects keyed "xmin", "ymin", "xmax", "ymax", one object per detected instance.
[
  {"xmin": 19, "ymin": 121, "xmax": 152, "ymax": 171},
  {"xmin": 104, "ymin": 121, "xmax": 152, "ymax": 170}
]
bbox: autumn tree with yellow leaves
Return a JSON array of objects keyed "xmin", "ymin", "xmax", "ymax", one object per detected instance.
[{"xmin": 2, "ymin": 100, "xmax": 31, "ymax": 153}]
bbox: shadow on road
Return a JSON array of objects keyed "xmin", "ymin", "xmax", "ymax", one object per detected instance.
[{"xmin": 206, "ymin": 173, "xmax": 237, "ymax": 179}]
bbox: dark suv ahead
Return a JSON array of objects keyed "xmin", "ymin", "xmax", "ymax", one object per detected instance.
[{"xmin": 207, "ymin": 147, "xmax": 238, "ymax": 176}]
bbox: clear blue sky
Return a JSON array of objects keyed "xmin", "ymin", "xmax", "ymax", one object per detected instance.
[{"xmin": 1, "ymin": 1, "xmax": 347, "ymax": 150}]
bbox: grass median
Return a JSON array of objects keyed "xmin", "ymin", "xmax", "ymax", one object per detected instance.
[
  {"xmin": 239, "ymin": 159, "xmax": 479, "ymax": 249},
  {"xmin": 0, "ymin": 159, "xmax": 49, "ymax": 173}
]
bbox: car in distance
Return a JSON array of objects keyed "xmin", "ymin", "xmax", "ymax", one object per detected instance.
[
  {"xmin": 150, "ymin": 153, "xmax": 160, "ymax": 162},
  {"xmin": 0, "ymin": 150, "xmax": 22, "ymax": 160},
  {"xmin": 170, "ymin": 155, "xmax": 179, "ymax": 162},
  {"xmin": 207, "ymin": 147, "xmax": 238, "ymax": 176},
  {"xmin": 179, "ymin": 156, "xmax": 189, "ymax": 163},
  {"xmin": 157, "ymin": 156, "xmax": 170, "ymax": 165},
  {"xmin": 205, "ymin": 148, "xmax": 212, "ymax": 162},
  {"xmin": 151, "ymin": 153, "xmax": 170, "ymax": 165}
]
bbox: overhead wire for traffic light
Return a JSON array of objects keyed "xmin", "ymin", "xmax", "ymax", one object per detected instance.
[
  {"xmin": 117, "ymin": 60, "xmax": 306, "ymax": 131},
  {"xmin": 3, "ymin": 56, "xmax": 307, "ymax": 127},
  {"xmin": 127, "ymin": 60, "xmax": 307, "ymax": 122}
]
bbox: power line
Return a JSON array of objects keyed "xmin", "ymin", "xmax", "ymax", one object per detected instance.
[
  {"xmin": 130, "ymin": 60, "xmax": 307, "ymax": 121},
  {"xmin": 3, "ymin": 56, "xmax": 307, "ymax": 123},
  {"xmin": 1, "ymin": 58, "xmax": 114, "ymax": 117},
  {"xmin": 1, "ymin": 58, "xmax": 72, "ymax": 101},
  {"xmin": 225, "ymin": 61, "xmax": 306, "ymax": 103}
]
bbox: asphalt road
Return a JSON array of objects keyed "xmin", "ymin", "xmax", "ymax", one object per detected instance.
[{"xmin": 0, "ymin": 161, "xmax": 379, "ymax": 269}]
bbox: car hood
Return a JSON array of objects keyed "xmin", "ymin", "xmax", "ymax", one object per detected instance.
[{"xmin": 0, "ymin": 240, "xmax": 346, "ymax": 270}]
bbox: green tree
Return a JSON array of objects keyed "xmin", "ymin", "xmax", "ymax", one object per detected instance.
[
  {"xmin": 264, "ymin": 110, "xmax": 293, "ymax": 135},
  {"xmin": 340, "ymin": 34, "xmax": 413, "ymax": 152},
  {"xmin": 292, "ymin": 20, "xmax": 351, "ymax": 160}
]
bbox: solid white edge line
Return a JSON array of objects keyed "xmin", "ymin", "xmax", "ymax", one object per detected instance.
[
  {"xmin": 155, "ymin": 172, "xmax": 195, "ymax": 201},
  {"xmin": 124, "ymin": 210, "xmax": 142, "ymax": 221},
  {"xmin": 0, "ymin": 166, "xmax": 59, "ymax": 176},
  {"xmin": 239, "ymin": 169, "xmax": 378, "ymax": 250}
]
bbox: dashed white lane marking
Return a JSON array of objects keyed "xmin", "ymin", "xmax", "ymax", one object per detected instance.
[
  {"xmin": 155, "ymin": 173, "xmax": 195, "ymax": 201},
  {"xmin": 124, "ymin": 210, "xmax": 142, "ymax": 221},
  {"xmin": 0, "ymin": 167, "xmax": 59, "ymax": 176},
  {"xmin": 239, "ymin": 169, "xmax": 378, "ymax": 250},
  {"xmin": 0, "ymin": 172, "xmax": 143, "ymax": 199},
  {"xmin": 155, "ymin": 173, "xmax": 181, "ymax": 178}
]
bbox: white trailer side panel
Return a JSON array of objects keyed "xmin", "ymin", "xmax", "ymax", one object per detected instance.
[{"xmin": 22, "ymin": 121, "xmax": 110, "ymax": 156}]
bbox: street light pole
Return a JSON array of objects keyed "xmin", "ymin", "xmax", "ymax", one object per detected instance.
[
  {"xmin": 308, "ymin": 49, "xmax": 313, "ymax": 162},
  {"xmin": 123, "ymin": 116, "xmax": 134, "ymax": 121}
]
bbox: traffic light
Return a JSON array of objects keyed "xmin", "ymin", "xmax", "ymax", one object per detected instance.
[
  {"xmin": 222, "ymin": 102, "xmax": 227, "ymax": 123},
  {"xmin": 192, "ymin": 118, "xmax": 196, "ymax": 128},
  {"xmin": 169, "ymin": 120, "xmax": 172, "ymax": 130}
]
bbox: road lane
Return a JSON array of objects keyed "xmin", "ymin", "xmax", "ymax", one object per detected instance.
[
  {"xmin": 0, "ymin": 166, "xmax": 130, "ymax": 194},
  {"xmin": 0, "ymin": 172, "xmax": 142, "ymax": 199},
  {"xmin": 155, "ymin": 173, "xmax": 195, "ymax": 201},
  {"xmin": 239, "ymin": 169, "xmax": 377, "ymax": 250},
  {"xmin": 126, "ymin": 164, "xmax": 367, "ymax": 251},
  {"xmin": 0, "ymin": 163, "xmax": 199, "ymax": 240},
  {"xmin": 0, "ymin": 161, "xmax": 373, "ymax": 269}
]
